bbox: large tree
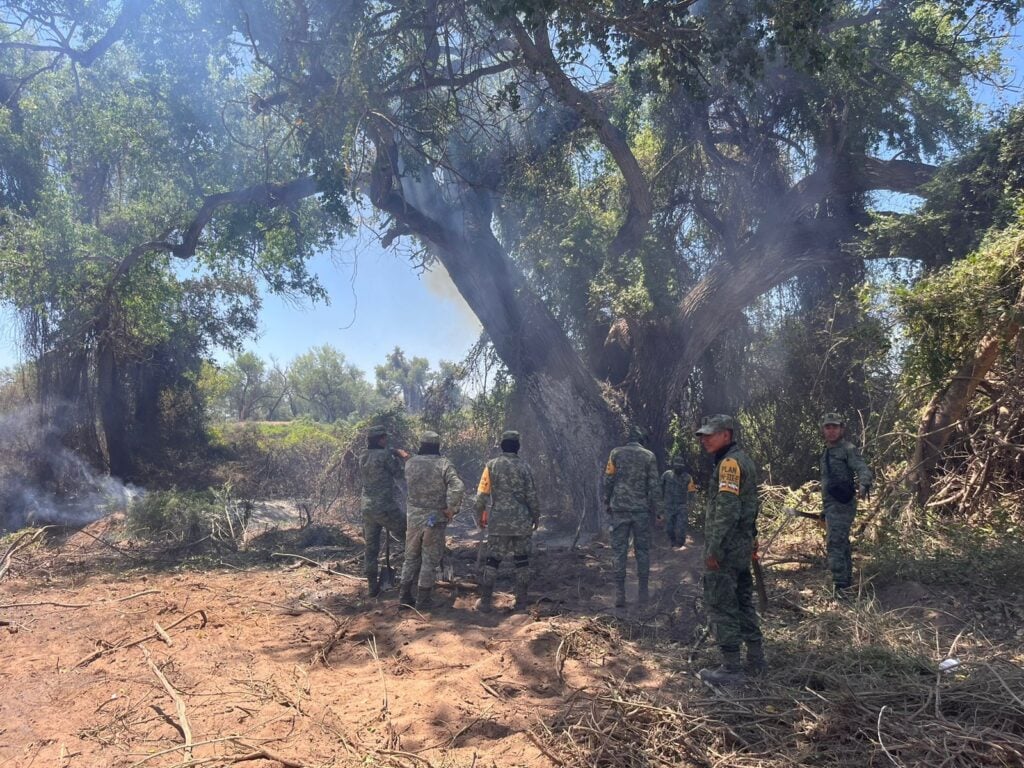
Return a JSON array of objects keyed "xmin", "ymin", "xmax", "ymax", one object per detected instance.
[
  {"xmin": 3, "ymin": 1, "xmax": 1020, "ymax": 514},
  {"xmin": 0, "ymin": 2, "xmax": 343, "ymax": 477}
]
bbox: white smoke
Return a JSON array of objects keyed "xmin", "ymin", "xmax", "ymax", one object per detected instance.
[{"xmin": 0, "ymin": 405, "xmax": 144, "ymax": 532}]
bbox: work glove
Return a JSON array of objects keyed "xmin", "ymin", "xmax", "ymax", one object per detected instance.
[{"xmin": 705, "ymin": 555, "xmax": 720, "ymax": 571}]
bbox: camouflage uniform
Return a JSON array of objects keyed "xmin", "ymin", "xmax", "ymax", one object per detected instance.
[
  {"xmin": 661, "ymin": 458, "xmax": 698, "ymax": 547},
  {"xmin": 819, "ymin": 413, "xmax": 873, "ymax": 591},
  {"xmin": 473, "ymin": 430, "xmax": 540, "ymax": 611},
  {"xmin": 400, "ymin": 433, "xmax": 465, "ymax": 603},
  {"xmin": 696, "ymin": 414, "xmax": 763, "ymax": 683},
  {"xmin": 603, "ymin": 432, "xmax": 660, "ymax": 606},
  {"xmin": 358, "ymin": 426, "xmax": 406, "ymax": 592}
]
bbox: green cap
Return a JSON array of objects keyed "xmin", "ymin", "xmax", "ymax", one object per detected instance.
[
  {"xmin": 671, "ymin": 455, "xmax": 686, "ymax": 469},
  {"xmin": 820, "ymin": 412, "xmax": 844, "ymax": 427},
  {"xmin": 419, "ymin": 430, "xmax": 441, "ymax": 445},
  {"xmin": 368, "ymin": 425, "xmax": 388, "ymax": 438},
  {"xmin": 629, "ymin": 426, "xmax": 648, "ymax": 443},
  {"xmin": 501, "ymin": 430, "xmax": 520, "ymax": 442},
  {"xmin": 695, "ymin": 414, "xmax": 738, "ymax": 436}
]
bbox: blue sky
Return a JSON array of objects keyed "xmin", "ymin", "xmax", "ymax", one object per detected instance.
[{"xmin": 0, "ymin": 29, "xmax": 1022, "ymax": 379}]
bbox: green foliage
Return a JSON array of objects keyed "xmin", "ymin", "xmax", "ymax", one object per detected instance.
[
  {"xmin": 288, "ymin": 345, "xmax": 385, "ymax": 423},
  {"xmin": 892, "ymin": 219, "xmax": 1024, "ymax": 388},
  {"xmin": 862, "ymin": 108, "xmax": 1024, "ymax": 268},
  {"xmin": 865, "ymin": 518, "xmax": 1024, "ymax": 591},
  {"xmin": 126, "ymin": 489, "xmax": 218, "ymax": 544}
]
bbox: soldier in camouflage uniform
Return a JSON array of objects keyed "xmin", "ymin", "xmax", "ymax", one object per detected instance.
[
  {"xmin": 661, "ymin": 456, "xmax": 698, "ymax": 549},
  {"xmin": 695, "ymin": 414, "xmax": 764, "ymax": 685},
  {"xmin": 819, "ymin": 412, "xmax": 873, "ymax": 597},
  {"xmin": 603, "ymin": 427, "xmax": 661, "ymax": 608},
  {"xmin": 358, "ymin": 425, "xmax": 408, "ymax": 597},
  {"xmin": 473, "ymin": 430, "xmax": 540, "ymax": 613},
  {"xmin": 399, "ymin": 431, "xmax": 465, "ymax": 610}
]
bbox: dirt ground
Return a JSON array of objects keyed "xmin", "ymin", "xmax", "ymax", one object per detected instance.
[{"xmin": 0, "ymin": 514, "xmax": 707, "ymax": 768}]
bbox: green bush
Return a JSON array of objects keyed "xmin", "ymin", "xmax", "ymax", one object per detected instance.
[{"xmin": 127, "ymin": 486, "xmax": 252, "ymax": 548}]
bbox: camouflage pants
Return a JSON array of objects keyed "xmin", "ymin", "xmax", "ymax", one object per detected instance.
[
  {"xmin": 665, "ymin": 505, "xmax": 688, "ymax": 546},
  {"xmin": 401, "ymin": 521, "xmax": 447, "ymax": 590},
  {"xmin": 362, "ymin": 506, "xmax": 407, "ymax": 577},
  {"xmin": 610, "ymin": 511, "xmax": 651, "ymax": 581},
  {"xmin": 704, "ymin": 562, "xmax": 762, "ymax": 651},
  {"xmin": 824, "ymin": 502, "xmax": 856, "ymax": 588},
  {"xmin": 481, "ymin": 534, "xmax": 532, "ymax": 588}
]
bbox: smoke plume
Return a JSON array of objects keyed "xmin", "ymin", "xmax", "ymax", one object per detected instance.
[{"xmin": 0, "ymin": 405, "xmax": 143, "ymax": 532}]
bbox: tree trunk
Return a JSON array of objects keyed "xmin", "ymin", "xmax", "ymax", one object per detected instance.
[
  {"xmin": 371, "ymin": 164, "xmax": 621, "ymax": 529},
  {"xmin": 96, "ymin": 337, "xmax": 134, "ymax": 479}
]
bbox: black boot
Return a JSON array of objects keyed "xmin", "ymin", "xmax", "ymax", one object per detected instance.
[
  {"xmin": 638, "ymin": 577, "xmax": 650, "ymax": 606},
  {"xmin": 614, "ymin": 579, "xmax": 626, "ymax": 608},
  {"xmin": 475, "ymin": 583, "xmax": 494, "ymax": 613},
  {"xmin": 398, "ymin": 581, "xmax": 415, "ymax": 608},
  {"xmin": 367, "ymin": 570, "xmax": 380, "ymax": 598},
  {"xmin": 746, "ymin": 640, "xmax": 768, "ymax": 676},
  {"xmin": 699, "ymin": 649, "xmax": 745, "ymax": 686}
]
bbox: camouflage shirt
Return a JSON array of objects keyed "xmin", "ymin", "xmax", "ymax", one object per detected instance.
[
  {"xmin": 704, "ymin": 444, "xmax": 759, "ymax": 564},
  {"xmin": 820, "ymin": 440, "xmax": 872, "ymax": 504},
  {"xmin": 473, "ymin": 452, "xmax": 540, "ymax": 536},
  {"xmin": 604, "ymin": 441, "xmax": 660, "ymax": 514},
  {"xmin": 661, "ymin": 469, "xmax": 698, "ymax": 512},
  {"xmin": 404, "ymin": 454, "xmax": 465, "ymax": 527},
  {"xmin": 358, "ymin": 448, "xmax": 404, "ymax": 515}
]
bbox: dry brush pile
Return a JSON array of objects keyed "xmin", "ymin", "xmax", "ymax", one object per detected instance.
[{"xmin": 535, "ymin": 491, "xmax": 1024, "ymax": 768}]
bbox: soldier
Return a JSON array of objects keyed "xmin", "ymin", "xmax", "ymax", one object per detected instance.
[
  {"xmin": 473, "ymin": 430, "xmax": 540, "ymax": 613},
  {"xmin": 695, "ymin": 414, "xmax": 764, "ymax": 685},
  {"xmin": 661, "ymin": 456, "xmax": 698, "ymax": 549},
  {"xmin": 819, "ymin": 412, "xmax": 873, "ymax": 597},
  {"xmin": 399, "ymin": 431, "xmax": 465, "ymax": 610},
  {"xmin": 603, "ymin": 426, "xmax": 661, "ymax": 608},
  {"xmin": 358, "ymin": 425, "xmax": 408, "ymax": 597}
]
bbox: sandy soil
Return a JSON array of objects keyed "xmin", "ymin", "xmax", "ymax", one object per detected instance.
[{"xmin": 0, "ymin": 515, "xmax": 706, "ymax": 768}]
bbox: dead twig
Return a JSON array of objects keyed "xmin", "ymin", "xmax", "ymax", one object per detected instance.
[
  {"xmin": 271, "ymin": 552, "xmax": 362, "ymax": 580},
  {"xmin": 0, "ymin": 526, "xmax": 52, "ymax": 580},
  {"xmin": 142, "ymin": 645, "xmax": 194, "ymax": 761},
  {"xmin": 75, "ymin": 610, "xmax": 207, "ymax": 667}
]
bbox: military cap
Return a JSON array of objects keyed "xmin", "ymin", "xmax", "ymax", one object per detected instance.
[
  {"xmin": 501, "ymin": 430, "xmax": 520, "ymax": 442},
  {"xmin": 368, "ymin": 425, "xmax": 388, "ymax": 437},
  {"xmin": 695, "ymin": 414, "xmax": 738, "ymax": 436},
  {"xmin": 419, "ymin": 430, "xmax": 441, "ymax": 444},
  {"xmin": 629, "ymin": 425, "xmax": 648, "ymax": 443},
  {"xmin": 820, "ymin": 412, "xmax": 844, "ymax": 427},
  {"xmin": 671, "ymin": 455, "xmax": 686, "ymax": 468}
]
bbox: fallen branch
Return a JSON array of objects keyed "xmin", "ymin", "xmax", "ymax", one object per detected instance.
[
  {"xmin": 1, "ymin": 588, "xmax": 161, "ymax": 610},
  {"xmin": 271, "ymin": 552, "xmax": 362, "ymax": 581},
  {"xmin": 142, "ymin": 645, "xmax": 194, "ymax": 761},
  {"xmin": 75, "ymin": 610, "xmax": 207, "ymax": 667},
  {"xmin": 0, "ymin": 526, "xmax": 52, "ymax": 580},
  {"xmin": 227, "ymin": 741, "xmax": 305, "ymax": 767}
]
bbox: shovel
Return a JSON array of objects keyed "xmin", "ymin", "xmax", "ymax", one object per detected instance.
[{"xmin": 379, "ymin": 533, "xmax": 397, "ymax": 591}]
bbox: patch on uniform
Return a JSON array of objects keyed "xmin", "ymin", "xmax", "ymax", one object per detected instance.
[
  {"xmin": 605, "ymin": 458, "xmax": 616, "ymax": 475},
  {"xmin": 718, "ymin": 458, "xmax": 741, "ymax": 495},
  {"xmin": 477, "ymin": 466, "xmax": 492, "ymax": 494}
]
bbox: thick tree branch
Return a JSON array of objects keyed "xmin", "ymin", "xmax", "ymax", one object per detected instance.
[
  {"xmin": 509, "ymin": 17, "xmax": 653, "ymax": 259},
  {"xmin": 0, "ymin": 0, "xmax": 153, "ymax": 67}
]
